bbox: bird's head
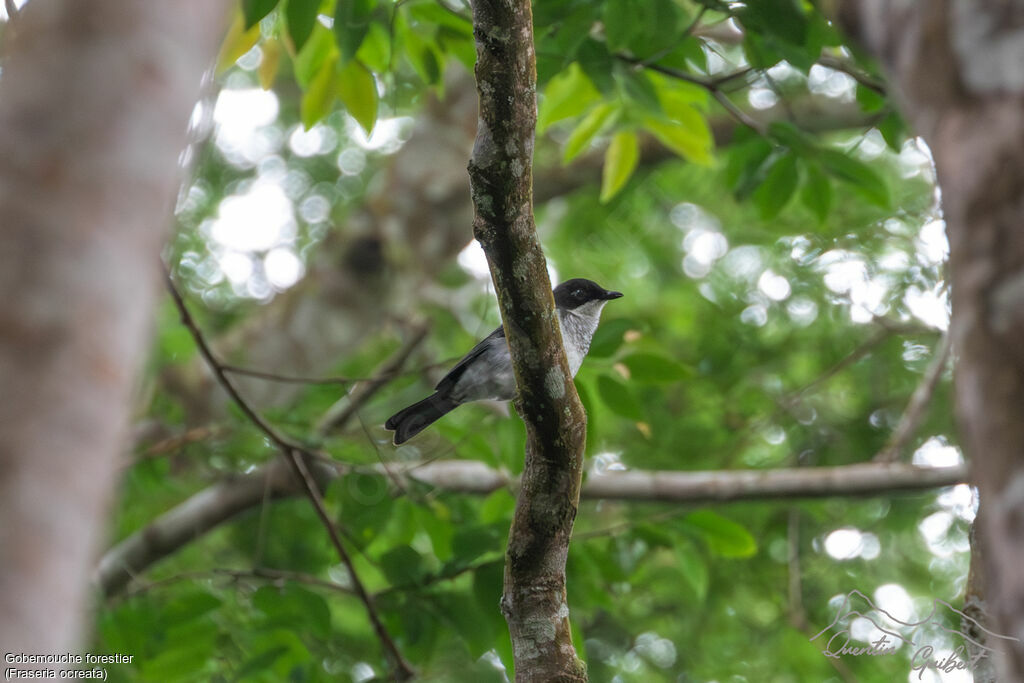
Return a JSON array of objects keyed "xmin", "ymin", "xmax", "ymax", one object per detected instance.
[{"xmin": 553, "ymin": 278, "xmax": 623, "ymax": 316}]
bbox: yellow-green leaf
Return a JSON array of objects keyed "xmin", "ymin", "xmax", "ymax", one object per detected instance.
[
  {"xmin": 301, "ymin": 57, "xmax": 337, "ymax": 129},
  {"xmin": 643, "ymin": 95, "xmax": 714, "ymax": 165},
  {"xmin": 294, "ymin": 22, "xmax": 337, "ymax": 88},
  {"xmin": 258, "ymin": 38, "xmax": 282, "ymax": 90},
  {"xmin": 538, "ymin": 63, "xmax": 601, "ymax": 134},
  {"xmin": 216, "ymin": 12, "xmax": 261, "ymax": 74},
  {"xmin": 600, "ymin": 130, "xmax": 639, "ymax": 203},
  {"xmin": 683, "ymin": 510, "xmax": 757, "ymax": 558},
  {"xmin": 563, "ymin": 103, "xmax": 618, "ymax": 164},
  {"xmin": 337, "ymin": 59, "xmax": 378, "ymax": 135}
]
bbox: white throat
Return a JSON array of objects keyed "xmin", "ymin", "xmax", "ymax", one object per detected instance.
[{"xmin": 557, "ymin": 300, "xmax": 608, "ymax": 376}]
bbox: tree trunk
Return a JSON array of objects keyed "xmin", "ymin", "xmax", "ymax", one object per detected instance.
[
  {"xmin": 840, "ymin": 1, "xmax": 1024, "ymax": 677},
  {"xmin": 0, "ymin": 0, "xmax": 228, "ymax": 659},
  {"xmin": 467, "ymin": 0, "xmax": 588, "ymax": 680}
]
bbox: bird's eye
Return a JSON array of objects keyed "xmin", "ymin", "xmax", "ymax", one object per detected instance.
[{"xmin": 573, "ymin": 290, "xmax": 582, "ymax": 298}]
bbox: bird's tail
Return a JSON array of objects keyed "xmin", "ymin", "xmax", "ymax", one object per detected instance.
[{"xmin": 385, "ymin": 393, "xmax": 459, "ymax": 445}]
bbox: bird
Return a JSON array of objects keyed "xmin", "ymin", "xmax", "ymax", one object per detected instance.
[{"xmin": 385, "ymin": 278, "xmax": 623, "ymax": 445}]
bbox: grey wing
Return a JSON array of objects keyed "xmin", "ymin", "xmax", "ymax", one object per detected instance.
[{"xmin": 435, "ymin": 325, "xmax": 516, "ymax": 402}]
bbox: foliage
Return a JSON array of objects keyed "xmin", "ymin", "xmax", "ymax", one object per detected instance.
[{"xmin": 92, "ymin": 0, "xmax": 969, "ymax": 681}]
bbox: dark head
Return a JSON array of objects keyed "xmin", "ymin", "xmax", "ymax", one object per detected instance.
[{"xmin": 553, "ymin": 278, "xmax": 623, "ymax": 311}]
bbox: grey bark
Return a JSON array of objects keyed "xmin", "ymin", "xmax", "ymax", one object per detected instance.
[
  {"xmin": 840, "ymin": 1, "xmax": 1024, "ymax": 678},
  {"xmin": 0, "ymin": 0, "xmax": 228, "ymax": 657},
  {"xmin": 96, "ymin": 458, "xmax": 967, "ymax": 603}
]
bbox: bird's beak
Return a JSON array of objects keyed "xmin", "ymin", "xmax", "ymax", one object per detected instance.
[{"xmin": 603, "ymin": 290, "xmax": 624, "ymax": 300}]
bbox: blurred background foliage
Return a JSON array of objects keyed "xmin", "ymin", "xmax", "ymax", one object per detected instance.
[{"xmin": 68, "ymin": 0, "xmax": 975, "ymax": 680}]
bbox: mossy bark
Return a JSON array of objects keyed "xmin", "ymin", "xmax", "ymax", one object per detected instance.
[{"xmin": 467, "ymin": 0, "xmax": 587, "ymax": 680}]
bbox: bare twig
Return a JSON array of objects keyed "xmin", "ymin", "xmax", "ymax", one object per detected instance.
[
  {"xmin": 222, "ymin": 352, "xmax": 452, "ymax": 386},
  {"xmin": 315, "ymin": 323, "xmax": 430, "ymax": 435},
  {"xmin": 163, "ymin": 270, "xmax": 414, "ymax": 681},
  {"xmin": 137, "ymin": 425, "xmax": 224, "ymax": 460},
  {"xmin": 817, "ymin": 54, "xmax": 886, "ymax": 95},
  {"xmin": 875, "ymin": 331, "xmax": 953, "ymax": 462},
  {"xmin": 117, "ymin": 567, "xmax": 355, "ymax": 604}
]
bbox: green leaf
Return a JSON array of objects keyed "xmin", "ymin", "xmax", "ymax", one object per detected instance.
[
  {"xmin": 451, "ymin": 526, "xmax": 502, "ymax": 567},
  {"xmin": 800, "ymin": 162, "xmax": 832, "ymax": 223},
  {"xmin": 576, "ymin": 38, "xmax": 615, "ymax": 94},
  {"xmin": 818, "ymin": 148, "xmax": 891, "ymax": 208},
  {"xmin": 725, "ymin": 136, "xmax": 774, "ymax": 196},
  {"xmin": 301, "ymin": 56, "xmax": 337, "ymax": 129},
  {"xmin": 140, "ymin": 620, "xmax": 217, "ymax": 680},
  {"xmin": 334, "ymin": 0, "xmax": 375, "ymax": 63},
  {"xmin": 337, "ymin": 59, "xmax": 378, "ymax": 135},
  {"xmin": 329, "ymin": 472, "xmax": 392, "ymax": 549},
  {"xmin": 243, "ymin": 0, "xmax": 278, "ymax": 28},
  {"xmin": 855, "ymin": 83, "xmax": 886, "ymax": 113},
  {"xmin": 604, "ymin": 0, "xmax": 682, "ymax": 57},
  {"xmin": 621, "ymin": 352, "xmax": 690, "ymax": 383},
  {"xmin": 643, "ymin": 113, "xmax": 713, "ymax": 165},
  {"xmin": 563, "ymin": 103, "xmax": 619, "ymax": 163},
  {"xmin": 403, "ymin": 28, "xmax": 442, "ymax": 85},
  {"xmin": 538, "ymin": 63, "xmax": 601, "ymax": 133},
  {"xmin": 253, "ymin": 585, "xmax": 332, "ymax": 638},
  {"xmin": 430, "ymin": 591, "xmax": 496, "ymax": 659},
  {"xmin": 675, "ymin": 540, "xmax": 709, "ymax": 601},
  {"xmin": 683, "ymin": 510, "xmax": 758, "ymax": 558},
  {"xmin": 600, "ymin": 130, "xmax": 640, "ymax": 203},
  {"xmin": 294, "ymin": 22, "xmax": 336, "ymax": 88},
  {"xmin": 738, "ymin": 0, "xmax": 808, "ymax": 47},
  {"xmin": 355, "ymin": 20, "xmax": 392, "ymax": 73},
  {"xmin": 164, "ymin": 590, "xmax": 222, "ymax": 625},
  {"xmin": 753, "ymin": 151, "xmax": 799, "ymax": 219},
  {"xmin": 588, "ymin": 317, "xmax": 632, "ymax": 358},
  {"xmin": 285, "ymin": 0, "xmax": 320, "ymax": 52},
  {"xmin": 217, "ymin": 12, "xmax": 261, "ymax": 74},
  {"xmin": 879, "ymin": 111, "xmax": 904, "ymax": 151},
  {"xmin": 603, "ymin": 0, "xmax": 636, "ymax": 52},
  {"xmin": 258, "ymin": 38, "xmax": 283, "ymax": 89},
  {"xmin": 767, "ymin": 120, "xmax": 814, "ymax": 154},
  {"xmin": 614, "ymin": 65, "xmax": 662, "ymax": 114},
  {"xmin": 597, "ymin": 374, "xmax": 643, "ymax": 420},
  {"xmin": 379, "ymin": 546, "xmax": 427, "ymax": 587}
]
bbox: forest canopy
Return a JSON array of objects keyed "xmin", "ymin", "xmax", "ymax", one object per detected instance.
[{"xmin": 15, "ymin": 0, "xmax": 972, "ymax": 680}]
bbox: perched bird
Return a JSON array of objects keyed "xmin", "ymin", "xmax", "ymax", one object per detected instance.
[{"xmin": 385, "ymin": 278, "xmax": 623, "ymax": 444}]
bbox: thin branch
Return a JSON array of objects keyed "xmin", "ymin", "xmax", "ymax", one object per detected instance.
[
  {"xmin": 136, "ymin": 425, "xmax": 225, "ymax": 460},
  {"xmin": 315, "ymin": 323, "xmax": 430, "ymax": 435},
  {"xmin": 96, "ymin": 458, "xmax": 969, "ymax": 597},
  {"xmin": 163, "ymin": 271, "xmax": 414, "ymax": 681},
  {"xmin": 785, "ymin": 328, "xmax": 893, "ymax": 405},
  {"xmin": 221, "ymin": 345, "xmax": 450, "ymax": 387},
  {"xmin": 682, "ymin": 6, "xmax": 708, "ymax": 39},
  {"xmin": 618, "ymin": 55, "xmax": 768, "ymax": 136},
  {"xmin": 117, "ymin": 567, "xmax": 355, "ymax": 604},
  {"xmin": 875, "ymin": 331, "xmax": 953, "ymax": 462},
  {"xmin": 817, "ymin": 54, "xmax": 887, "ymax": 95}
]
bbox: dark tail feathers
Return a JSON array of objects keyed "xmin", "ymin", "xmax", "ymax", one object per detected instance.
[{"xmin": 385, "ymin": 393, "xmax": 459, "ymax": 445}]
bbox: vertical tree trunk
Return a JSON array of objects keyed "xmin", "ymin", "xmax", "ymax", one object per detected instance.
[
  {"xmin": 467, "ymin": 1, "xmax": 588, "ymax": 680},
  {"xmin": 0, "ymin": 0, "xmax": 228, "ymax": 659},
  {"xmin": 840, "ymin": 1, "xmax": 1024, "ymax": 678}
]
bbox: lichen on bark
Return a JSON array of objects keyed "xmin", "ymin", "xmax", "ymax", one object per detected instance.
[{"xmin": 467, "ymin": 0, "xmax": 588, "ymax": 680}]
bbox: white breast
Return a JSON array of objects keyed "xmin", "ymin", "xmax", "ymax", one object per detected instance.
[{"xmin": 557, "ymin": 301, "xmax": 606, "ymax": 376}]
